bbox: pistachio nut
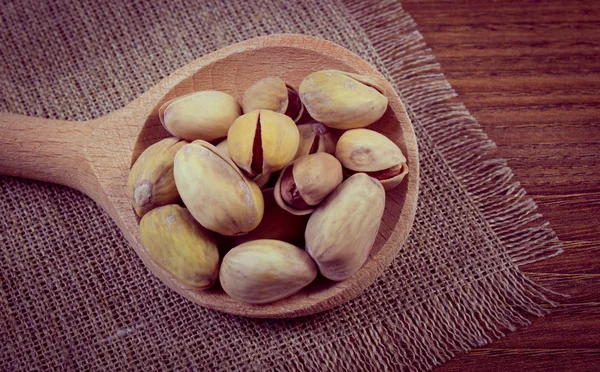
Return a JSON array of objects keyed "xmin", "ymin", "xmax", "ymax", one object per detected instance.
[
  {"xmin": 227, "ymin": 109, "xmax": 300, "ymax": 177},
  {"xmin": 140, "ymin": 204, "xmax": 219, "ymax": 289},
  {"xmin": 215, "ymin": 138, "xmax": 231, "ymax": 159},
  {"xmin": 174, "ymin": 140, "xmax": 264, "ymax": 236},
  {"xmin": 335, "ymin": 128, "xmax": 408, "ymax": 191},
  {"xmin": 242, "ymin": 77, "xmax": 304, "ymax": 122},
  {"xmin": 232, "ymin": 189, "xmax": 309, "ymax": 246},
  {"xmin": 159, "ymin": 90, "xmax": 241, "ymax": 141},
  {"xmin": 220, "ymin": 239, "xmax": 317, "ymax": 304},
  {"xmin": 252, "ymin": 172, "xmax": 273, "ymax": 189},
  {"xmin": 294, "ymin": 122, "xmax": 337, "ymax": 160},
  {"xmin": 127, "ymin": 137, "xmax": 187, "ymax": 217},
  {"xmin": 299, "ymin": 70, "xmax": 388, "ymax": 130},
  {"xmin": 216, "ymin": 138, "xmax": 273, "ymax": 189},
  {"xmin": 305, "ymin": 173, "xmax": 385, "ymax": 281},
  {"xmin": 274, "ymin": 153, "xmax": 343, "ymax": 215}
]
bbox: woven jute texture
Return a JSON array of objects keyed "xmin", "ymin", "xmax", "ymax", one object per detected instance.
[{"xmin": 0, "ymin": 0, "xmax": 563, "ymax": 370}]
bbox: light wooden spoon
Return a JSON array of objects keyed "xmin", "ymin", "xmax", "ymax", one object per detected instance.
[{"xmin": 0, "ymin": 34, "xmax": 419, "ymax": 318}]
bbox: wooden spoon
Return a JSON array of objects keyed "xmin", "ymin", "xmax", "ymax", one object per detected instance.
[{"xmin": 0, "ymin": 34, "xmax": 419, "ymax": 318}]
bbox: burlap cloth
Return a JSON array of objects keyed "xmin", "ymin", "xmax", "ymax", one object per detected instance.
[{"xmin": 0, "ymin": 0, "xmax": 564, "ymax": 370}]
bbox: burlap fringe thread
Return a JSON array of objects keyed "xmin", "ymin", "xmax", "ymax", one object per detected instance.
[{"xmin": 270, "ymin": 1, "xmax": 565, "ymax": 370}]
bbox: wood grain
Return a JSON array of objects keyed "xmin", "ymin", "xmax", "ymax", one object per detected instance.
[
  {"xmin": 400, "ymin": 0, "xmax": 600, "ymax": 370},
  {"xmin": 0, "ymin": 114, "xmax": 98, "ymax": 195},
  {"xmin": 0, "ymin": 35, "xmax": 419, "ymax": 318}
]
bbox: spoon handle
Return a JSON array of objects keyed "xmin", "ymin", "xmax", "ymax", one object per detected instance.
[{"xmin": 0, "ymin": 112, "xmax": 99, "ymax": 194}]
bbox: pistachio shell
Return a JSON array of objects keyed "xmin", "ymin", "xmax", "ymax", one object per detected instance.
[
  {"xmin": 294, "ymin": 153, "xmax": 343, "ymax": 205},
  {"xmin": 338, "ymin": 71, "xmax": 385, "ymax": 92},
  {"xmin": 140, "ymin": 205, "xmax": 219, "ymax": 289},
  {"xmin": 127, "ymin": 137, "xmax": 187, "ymax": 217},
  {"xmin": 242, "ymin": 77, "xmax": 304, "ymax": 122},
  {"xmin": 220, "ymin": 239, "xmax": 317, "ymax": 304},
  {"xmin": 215, "ymin": 138, "xmax": 231, "ymax": 159},
  {"xmin": 227, "ymin": 110, "xmax": 300, "ymax": 176},
  {"xmin": 336, "ymin": 129, "xmax": 405, "ymax": 172},
  {"xmin": 274, "ymin": 163, "xmax": 312, "ymax": 215},
  {"xmin": 217, "ymin": 138, "xmax": 273, "ymax": 189},
  {"xmin": 335, "ymin": 128, "xmax": 408, "ymax": 191},
  {"xmin": 274, "ymin": 153, "xmax": 343, "ymax": 215},
  {"xmin": 294, "ymin": 122, "xmax": 337, "ymax": 160},
  {"xmin": 305, "ymin": 173, "xmax": 385, "ymax": 281},
  {"xmin": 159, "ymin": 91, "xmax": 241, "ymax": 141},
  {"xmin": 252, "ymin": 172, "xmax": 273, "ymax": 189},
  {"xmin": 231, "ymin": 189, "xmax": 309, "ymax": 246},
  {"xmin": 373, "ymin": 163, "xmax": 409, "ymax": 191},
  {"xmin": 299, "ymin": 70, "xmax": 388, "ymax": 129},
  {"xmin": 174, "ymin": 141, "xmax": 264, "ymax": 236}
]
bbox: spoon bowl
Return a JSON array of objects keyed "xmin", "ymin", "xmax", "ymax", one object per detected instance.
[{"xmin": 0, "ymin": 35, "xmax": 418, "ymax": 318}]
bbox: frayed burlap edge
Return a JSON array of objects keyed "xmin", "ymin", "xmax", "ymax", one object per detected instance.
[
  {"xmin": 267, "ymin": 1, "xmax": 565, "ymax": 370},
  {"xmin": 277, "ymin": 270, "xmax": 558, "ymax": 371}
]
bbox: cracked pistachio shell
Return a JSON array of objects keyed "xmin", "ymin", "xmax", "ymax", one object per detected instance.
[
  {"xmin": 305, "ymin": 173, "xmax": 385, "ymax": 281},
  {"xmin": 242, "ymin": 77, "xmax": 304, "ymax": 122},
  {"xmin": 127, "ymin": 137, "xmax": 187, "ymax": 217},
  {"xmin": 216, "ymin": 138, "xmax": 273, "ymax": 189},
  {"xmin": 294, "ymin": 122, "xmax": 337, "ymax": 160},
  {"xmin": 335, "ymin": 129, "xmax": 408, "ymax": 191},
  {"xmin": 299, "ymin": 70, "xmax": 388, "ymax": 130},
  {"xmin": 174, "ymin": 141, "xmax": 264, "ymax": 236},
  {"xmin": 140, "ymin": 205, "xmax": 219, "ymax": 289},
  {"xmin": 227, "ymin": 110, "xmax": 300, "ymax": 176},
  {"xmin": 220, "ymin": 239, "xmax": 317, "ymax": 304},
  {"xmin": 274, "ymin": 153, "xmax": 343, "ymax": 215},
  {"xmin": 159, "ymin": 90, "xmax": 241, "ymax": 141}
]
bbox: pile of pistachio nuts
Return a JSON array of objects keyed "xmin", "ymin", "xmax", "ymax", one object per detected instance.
[{"xmin": 127, "ymin": 70, "xmax": 408, "ymax": 304}]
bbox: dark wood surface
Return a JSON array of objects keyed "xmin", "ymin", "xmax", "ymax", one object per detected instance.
[{"xmin": 400, "ymin": 0, "xmax": 600, "ymax": 370}]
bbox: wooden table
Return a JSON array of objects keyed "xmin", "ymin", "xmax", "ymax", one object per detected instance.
[{"xmin": 400, "ymin": 0, "xmax": 600, "ymax": 370}]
